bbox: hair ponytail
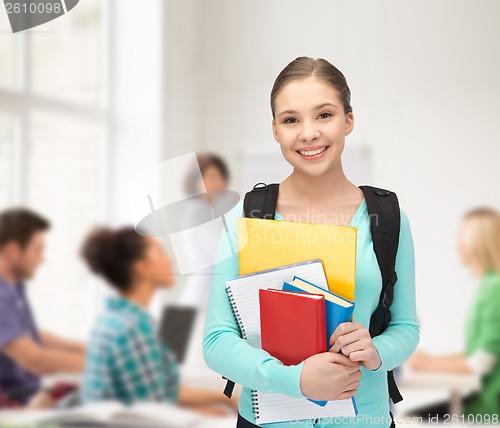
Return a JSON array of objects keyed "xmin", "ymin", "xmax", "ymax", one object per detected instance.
[{"xmin": 81, "ymin": 226, "xmax": 147, "ymax": 292}]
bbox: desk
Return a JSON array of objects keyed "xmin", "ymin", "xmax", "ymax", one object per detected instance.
[
  {"xmin": 0, "ymin": 408, "xmax": 237, "ymax": 428},
  {"xmin": 32, "ymin": 310, "xmax": 237, "ymax": 428},
  {"xmin": 394, "ymin": 366, "xmax": 481, "ymax": 416}
]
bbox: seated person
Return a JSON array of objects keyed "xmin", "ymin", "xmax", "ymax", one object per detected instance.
[
  {"xmin": 0, "ymin": 208, "xmax": 86, "ymax": 406},
  {"xmin": 408, "ymin": 208, "xmax": 500, "ymax": 420},
  {"xmin": 80, "ymin": 226, "xmax": 238, "ymax": 416}
]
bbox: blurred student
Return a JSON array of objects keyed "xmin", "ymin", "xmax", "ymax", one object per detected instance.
[
  {"xmin": 0, "ymin": 208, "xmax": 85, "ymax": 406},
  {"xmin": 408, "ymin": 207, "xmax": 500, "ymax": 419},
  {"xmin": 177, "ymin": 153, "xmax": 230, "ymax": 309},
  {"xmin": 81, "ymin": 226, "xmax": 238, "ymax": 416}
]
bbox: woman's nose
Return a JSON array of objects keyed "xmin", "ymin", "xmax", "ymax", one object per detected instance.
[{"xmin": 299, "ymin": 120, "xmax": 320, "ymax": 141}]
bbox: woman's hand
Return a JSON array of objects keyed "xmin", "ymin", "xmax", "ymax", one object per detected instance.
[
  {"xmin": 27, "ymin": 390, "xmax": 55, "ymax": 409},
  {"xmin": 300, "ymin": 352, "xmax": 362, "ymax": 401},
  {"xmin": 406, "ymin": 349, "xmax": 433, "ymax": 371},
  {"xmin": 228, "ymin": 394, "xmax": 239, "ymax": 414},
  {"xmin": 329, "ymin": 322, "xmax": 382, "ymax": 371}
]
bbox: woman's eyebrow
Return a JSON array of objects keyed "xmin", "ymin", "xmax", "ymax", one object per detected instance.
[
  {"xmin": 277, "ymin": 109, "xmax": 299, "ymax": 118},
  {"xmin": 316, "ymin": 102, "xmax": 338, "ymax": 110},
  {"xmin": 277, "ymin": 103, "xmax": 338, "ymax": 118}
]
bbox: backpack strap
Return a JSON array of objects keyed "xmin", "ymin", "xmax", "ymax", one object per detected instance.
[
  {"xmin": 360, "ymin": 185, "xmax": 403, "ymax": 404},
  {"xmin": 243, "ymin": 182, "xmax": 280, "ymax": 219},
  {"xmin": 222, "ymin": 182, "xmax": 280, "ymax": 398}
]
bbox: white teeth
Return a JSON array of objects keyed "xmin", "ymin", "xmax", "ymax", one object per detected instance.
[{"xmin": 298, "ymin": 146, "xmax": 328, "ymax": 156}]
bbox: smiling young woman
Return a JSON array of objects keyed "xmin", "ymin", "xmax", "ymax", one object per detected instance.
[
  {"xmin": 202, "ymin": 57, "xmax": 419, "ymax": 428},
  {"xmin": 270, "ymin": 62, "xmax": 363, "ymax": 228}
]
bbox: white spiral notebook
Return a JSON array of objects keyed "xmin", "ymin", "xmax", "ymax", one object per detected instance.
[
  {"xmin": 251, "ymin": 390, "xmax": 358, "ymax": 425},
  {"xmin": 225, "ymin": 259, "xmax": 358, "ymax": 425}
]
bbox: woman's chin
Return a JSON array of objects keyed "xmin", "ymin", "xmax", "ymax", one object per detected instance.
[
  {"xmin": 286, "ymin": 153, "xmax": 341, "ymax": 176},
  {"xmin": 295, "ymin": 164, "xmax": 334, "ymax": 177},
  {"xmin": 156, "ymin": 279, "xmax": 176, "ymax": 289}
]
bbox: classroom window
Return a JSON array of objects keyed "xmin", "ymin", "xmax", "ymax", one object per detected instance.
[
  {"xmin": 0, "ymin": 0, "xmax": 110, "ymax": 339},
  {"xmin": 0, "ymin": 113, "xmax": 14, "ymax": 208}
]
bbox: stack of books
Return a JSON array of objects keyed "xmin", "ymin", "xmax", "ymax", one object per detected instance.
[{"xmin": 225, "ymin": 216, "xmax": 359, "ymax": 424}]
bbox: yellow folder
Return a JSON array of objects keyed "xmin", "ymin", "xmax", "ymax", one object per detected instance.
[{"xmin": 237, "ymin": 217, "xmax": 357, "ymax": 302}]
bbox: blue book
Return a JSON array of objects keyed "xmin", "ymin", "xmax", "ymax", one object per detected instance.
[
  {"xmin": 282, "ymin": 277, "xmax": 356, "ymax": 408},
  {"xmin": 282, "ymin": 276, "xmax": 355, "ymax": 351}
]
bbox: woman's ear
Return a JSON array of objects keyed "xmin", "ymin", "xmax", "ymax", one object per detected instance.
[
  {"xmin": 272, "ymin": 119, "xmax": 279, "ymax": 143},
  {"xmin": 132, "ymin": 259, "xmax": 148, "ymax": 279},
  {"xmin": 345, "ymin": 112, "xmax": 354, "ymax": 136}
]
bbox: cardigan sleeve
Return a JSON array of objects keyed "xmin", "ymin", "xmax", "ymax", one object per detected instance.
[
  {"xmin": 371, "ymin": 208, "xmax": 420, "ymax": 372},
  {"xmin": 202, "ymin": 200, "xmax": 307, "ymax": 398}
]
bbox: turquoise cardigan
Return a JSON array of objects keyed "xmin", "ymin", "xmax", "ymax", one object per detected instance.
[{"xmin": 203, "ymin": 198, "xmax": 419, "ymax": 427}]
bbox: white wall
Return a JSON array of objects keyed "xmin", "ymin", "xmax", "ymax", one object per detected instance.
[{"xmin": 162, "ymin": 0, "xmax": 500, "ymax": 353}]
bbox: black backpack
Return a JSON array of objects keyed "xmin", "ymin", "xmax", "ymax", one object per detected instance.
[{"xmin": 222, "ymin": 183, "xmax": 403, "ymax": 415}]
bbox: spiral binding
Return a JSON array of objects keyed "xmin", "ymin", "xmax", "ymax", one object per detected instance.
[
  {"xmin": 227, "ymin": 286, "xmax": 261, "ymax": 421},
  {"xmin": 226, "ymin": 286, "xmax": 248, "ymax": 339},
  {"xmin": 251, "ymin": 389, "xmax": 261, "ymax": 421}
]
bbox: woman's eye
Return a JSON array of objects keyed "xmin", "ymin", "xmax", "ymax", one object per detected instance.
[
  {"xmin": 284, "ymin": 117, "xmax": 297, "ymax": 124},
  {"xmin": 318, "ymin": 112, "xmax": 332, "ymax": 119}
]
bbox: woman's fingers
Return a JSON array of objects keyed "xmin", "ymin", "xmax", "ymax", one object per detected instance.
[
  {"xmin": 347, "ymin": 368, "xmax": 363, "ymax": 382},
  {"xmin": 331, "ymin": 351, "xmax": 361, "ymax": 368},
  {"xmin": 329, "ymin": 322, "xmax": 362, "ymax": 346},
  {"xmin": 336, "ymin": 390, "xmax": 357, "ymax": 400},
  {"xmin": 343, "ymin": 379, "xmax": 361, "ymax": 392},
  {"xmin": 340, "ymin": 336, "xmax": 371, "ymax": 355},
  {"xmin": 335, "ymin": 378, "xmax": 361, "ymax": 401},
  {"xmin": 329, "ymin": 330, "xmax": 363, "ymax": 353},
  {"xmin": 340, "ymin": 362, "xmax": 362, "ymax": 376}
]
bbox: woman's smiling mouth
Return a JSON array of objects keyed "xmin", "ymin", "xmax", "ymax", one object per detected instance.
[{"xmin": 296, "ymin": 145, "xmax": 330, "ymax": 159}]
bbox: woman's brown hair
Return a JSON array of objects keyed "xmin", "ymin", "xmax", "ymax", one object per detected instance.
[
  {"xmin": 270, "ymin": 56, "xmax": 353, "ymax": 119},
  {"xmin": 81, "ymin": 226, "xmax": 147, "ymax": 293}
]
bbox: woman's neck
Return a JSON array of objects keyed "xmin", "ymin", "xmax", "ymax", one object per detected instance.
[{"xmin": 123, "ymin": 280, "xmax": 155, "ymax": 309}]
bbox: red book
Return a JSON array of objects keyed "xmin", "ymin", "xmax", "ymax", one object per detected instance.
[{"xmin": 259, "ymin": 288, "xmax": 326, "ymax": 366}]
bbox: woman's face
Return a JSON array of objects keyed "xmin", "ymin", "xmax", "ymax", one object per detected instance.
[
  {"xmin": 272, "ymin": 76, "xmax": 354, "ymax": 177},
  {"xmin": 457, "ymin": 221, "xmax": 472, "ymax": 267},
  {"xmin": 137, "ymin": 237, "xmax": 176, "ymax": 288},
  {"xmin": 200, "ymin": 165, "xmax": 228, "ymax": 194}
]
